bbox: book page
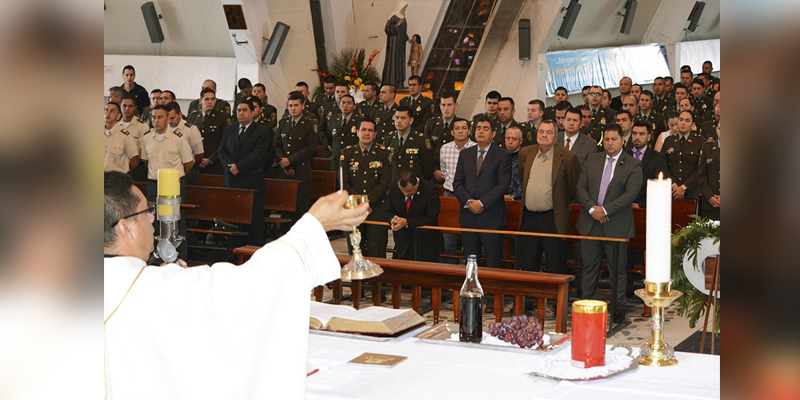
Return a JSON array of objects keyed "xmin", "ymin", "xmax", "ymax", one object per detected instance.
[
  {"xmin": 310, "ymin": 302, "xmax": 356, "ymax": 327},
  {"xmin": 339, "ymin": 306, "xmax": 411, "ymax": 322}
]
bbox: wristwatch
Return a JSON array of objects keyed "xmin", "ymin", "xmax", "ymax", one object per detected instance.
[{"xmin": 681, "ymin": 184, "xmax": 687, "ymax": 190}]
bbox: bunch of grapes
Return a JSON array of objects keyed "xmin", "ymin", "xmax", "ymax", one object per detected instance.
[{"xmin": 487, "ymin": 315, "xmax": 544, "ymax": 349}]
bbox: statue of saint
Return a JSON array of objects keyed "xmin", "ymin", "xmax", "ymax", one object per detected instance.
[
  {"xmin": 382, "ymin": 2, "xmax": 408, "ymax": 89},
  {"xmin": 407, "ymin": 34, "xmax": 422, "ymax": 77}
]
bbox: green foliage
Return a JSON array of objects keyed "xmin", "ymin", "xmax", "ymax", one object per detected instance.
[{"xmin": 671, "ymin": 215, "xmax": 720, "ymax": 333}]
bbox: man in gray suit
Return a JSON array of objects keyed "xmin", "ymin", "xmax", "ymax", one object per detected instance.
[
  {"xmin": 557, "ymin": 107, "xmax": 598, "ymax": 167},
  {"xmin": 576, "ymin": 124, "xmax": 642, "ymax": 324}
]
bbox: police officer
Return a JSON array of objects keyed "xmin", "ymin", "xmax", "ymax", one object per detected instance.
[
  {"xmin": 383, "ymin": 106, "xmax": 435, "ymax": 183},
  {"xmin": 251, "ymin": 83, "xmax": 277, "ymax": 126},
  {"xmin": 326, "ymin": 94, "xmax": 362, "ymax": 177},
  {"xmin": 140, "ymin": 89, "xmax": 162, "ymax": 127},
  {"xmin": 494, "ymin": 97, "xmax": 534, "ymax": 148},
  {"xmin": 296, "ymin": 81, "xmax": 323, "ymax": 122},
  {"xmin": 188, "ymin": 88, "xmax": 232, "ymax": 176},
  {"xmin": 247, "ymin": 96, "xmax": 277, "ymax": 178},
  {"xmin": 542, "ymin": 87, "xmax": 567, "ymax": 121},
  {"xmin": 141, "ymin": 105, "xmax": 194, "ymax": 259},
  {"xmin": 274, "ymin": 91, "xmax": 319, "ymax": 220},
  {"xmin": 661, "ymin": 110, "xmax": 704, "ymax": 200},
  {"xmin": 356, "ymin": 82, "xmax": 380, "ymax": 118},
  {"xmin": 232, "ymin": 78, "xmax": 254, "ymax": 117},
  {"xmin": 104, "ymin": 102, "xmax": 140, "ymax": 174},
  {"xmin": 425, "ymin": 91, "xmax": 459, "ymax": 168},
  {"xmin": 399, "ymin": 75, "xmax": 435, "ymax": 131},
  {"xmin": 587, "ymin": 85, "xmax": 616, "ymax": 130},
  {"xmin": 371, "ymin": 84, "xmax": 398, "ymax": 144},
  {"xmin": 314, "ymin": 75, "xmax": 337, "ymax": 106},
  {"xmin": 187, "ymin": 79, "xmax": 232, "ymax": 118},
  {"xmin": 690, "ymin": 78, "xmax": 713, "ymax": 115},
  {"xmin": 697, "ymin": 122, "xmax": 721, "ymax": 221},
  {"xmin": 636, "ymin": 90, "xmax": 667, "ymax": 136},
  {"xmin": 319, "ymin": 82, "xmax": 350, "ymax": 156},
  {"xmin": 166, "ymin": 102, "xmax": 204, "ymax": 186},
  {"xmin": 341, "ymin": 118, "xmax": 391, "ymax": 257}
]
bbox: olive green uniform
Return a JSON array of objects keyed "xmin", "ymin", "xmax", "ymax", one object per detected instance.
[
  {"xmin": 382, "ymin": 129, "xmax": 435, "ymax": 183},
  {"xmin": 341, "ymin": 143, "xmax": 391, "ymax": 257},
  {"xmin": 697, "ymin": 138, "xmax": 720, "ymax": 220},
  {"xmin": 399, "ymin": 94, "xmax": 436, "ymax": 131},
  {"xmin": 661, "ymin": 133, "xmax": 705, "ymax": 198},
  {"xmin": 370, "ymin": 102, "xmax": 398, "ymax": 144},
  {"xmin": 187, "ymin": 107, "xmax": 231, "ymax": 175}
]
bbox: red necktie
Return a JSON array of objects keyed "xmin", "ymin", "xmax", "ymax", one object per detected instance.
[{"xmin": 405, "ymin": 196, "xmax": 412, "ymax": 213}]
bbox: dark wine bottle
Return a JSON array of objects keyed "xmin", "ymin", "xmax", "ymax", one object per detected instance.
[{"xmin": 459, "ymin": 254, "xmax": 484, "ymax": 343}]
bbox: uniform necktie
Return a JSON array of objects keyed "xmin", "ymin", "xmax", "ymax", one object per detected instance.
[
  {"xmin": 291, "ymin": 119, "xmax": 295, "ymax": 130},
  {"xmin": 635, "ymin": 150, "xmax": 642, "ymax": 160},
  {"xmin": 398, "ymin": 134, "xmax": 404, "ymax": 148},
  {"xmin": 476, "ymin": 149, "xmax": 485, "ymax": 176},
  {"xmin": 203, "ymin": 112, "xmax": 208, "ymax": 123},
  {"xmin": 597, "ymin": 157, "xmax": 615, "ymax": 206},
  {"xmin": 680, "ymin": 136, "xmax": 685, "ymax": 145},
  {"xmin": 592, "ymin": 108, "xmax": 597, "ymax": 118},
  {"xmin": 405, "ymin": 196, "xmax": 412, "ymax": 213},
  {"xmin": 444, "ymin": 122, "xmax": 449, "ymax": 131},
  {"xmin": 239, "ymin": 126, "xmax": 245, "ymax": 137},
  {"xmin": 565, "ymin": 137, "xmax": 571, "ymax": 151}
]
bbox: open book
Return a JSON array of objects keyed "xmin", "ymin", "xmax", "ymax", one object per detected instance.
[{"xmin": 309, "ymin": 302, "xmax": 425, "ymax": 335}]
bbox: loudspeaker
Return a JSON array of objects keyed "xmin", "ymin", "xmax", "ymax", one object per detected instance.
[
  {"xmin": 558, "ymin": 0, "xmax": 581, "ymax": 39},
  {"xmin": 620, "ymin": 0, "xmax": 638, "ymax": 35},
  {"xmin": 141, "ymin": 2, "xmax": 164, "ymax": 43},
  {"xmin": 519, "ymin": 19, "xmax": 531, "ymax": 60},
  {"xmin": 262, "ymin": 22, "xmax": 290, "ymax": 65},
  {"xmin": 686, "ymin": 1, "xmax": 705, "ymax": 32}
]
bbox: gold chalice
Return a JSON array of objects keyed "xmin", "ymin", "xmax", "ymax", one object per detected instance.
[{"xmin": 340, "ymin": 194, "xmax": 383, "ymax": 282}]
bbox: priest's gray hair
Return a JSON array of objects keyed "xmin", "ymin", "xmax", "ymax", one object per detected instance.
[{"xmin": 104, "ymin": 171, "xmax": 139, "ymax": 247}]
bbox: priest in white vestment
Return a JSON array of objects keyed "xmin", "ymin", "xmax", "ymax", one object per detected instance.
[{"xmin": 103, "ymin": 171, "xmax": 369, "ymax": 399}]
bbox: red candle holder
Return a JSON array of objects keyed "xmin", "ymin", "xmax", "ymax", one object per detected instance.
[{"xmin": 571, "ymin": 300, "xmax": 607, "ymax": 368}]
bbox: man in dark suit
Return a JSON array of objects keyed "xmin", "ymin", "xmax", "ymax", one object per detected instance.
[
  {"xmin": 274, "ymin": 91, "xmax": 319, "ymax": 221},
  {"xmin": 453, "ymin": 115, "xmax": 511, "ymax": 269},
  {"xmin": 631, "ymin": 122, "xmax": 668, "ymax": 208},
  {"xmin": 386, "ymin": 170, "xmax": 441, "ymax": 261},
  {"xmin": 217, "ymin": 98, "xmax": 271, "ymax": 245},
  {"xmin": 518, "ymin": 120, "xmax": 580, "ymax": 274},
  {"xmin": 576, "ymin": 124, "xmax": 642, "ymax": 323},
  {"xmin": 249, "ymin": 97, "xmax": 277, "ymax": 178},
  {"xmin": 557, "ymin": 107, "xmax": 598, "ymax": 168}
]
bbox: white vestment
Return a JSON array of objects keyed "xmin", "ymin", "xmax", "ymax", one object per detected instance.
[{"xmin": 104, "ymin": 214, "xmax": 340, "ymax": 399}]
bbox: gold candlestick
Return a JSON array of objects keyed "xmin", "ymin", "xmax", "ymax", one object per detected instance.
[
  {"xmin": 634, "ymin": 280, "xmax": 682, "ymax": 367},
  {"xmin": 340, "ymin": 194, "xmax": 383, "ymax": 282}
]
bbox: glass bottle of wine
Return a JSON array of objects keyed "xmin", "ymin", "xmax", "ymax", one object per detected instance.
[{"xmin": 459, "ymin": 254, "xmax": 484, "ymax": 343}]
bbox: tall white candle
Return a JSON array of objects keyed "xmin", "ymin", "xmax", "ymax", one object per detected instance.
[{"xmin": 645, "ymin": 174, "xmax": 672, "ymax": 283}]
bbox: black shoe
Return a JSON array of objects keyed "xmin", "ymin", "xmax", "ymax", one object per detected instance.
[{"xmin": 613, "ymin": 311, "xmax": 626, "ymax": 324}]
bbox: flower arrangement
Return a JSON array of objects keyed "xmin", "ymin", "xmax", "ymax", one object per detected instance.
[
  {"xmin": 313, "ymin": 48, "xmax": 381, "ymax": 98},
  {"xmin": 671, "ymin": 216, "xmax": 720, "ymax": 333}
]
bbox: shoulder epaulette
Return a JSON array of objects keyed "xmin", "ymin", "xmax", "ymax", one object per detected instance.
[
  {"xmin": 121, "ymin": 129, "xmax": 130, "ymax": 136},
  {"xmin": 345, "ymin": 144, "xmax": 354, "ymax": 150},
  {"xmin": 173, "ymin": 130, "xmax": 183, "ymax": 137},
  {"xmin": 137, "ymin": 117, "xmax": 146, "ymax": 124},
  {"xmin": 184, "ymin": 121, "xmax": 193, "ymax": 128},
  {"xmin": 376, "ymin": 144, "xmax": 386, "ymax": 149}
]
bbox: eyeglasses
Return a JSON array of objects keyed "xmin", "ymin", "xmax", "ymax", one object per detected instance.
[
  {"xmin": 588, "ymin": 92, "xmax": 602, "ymax": 97},
  {"xmin": 112, "ymin": 205, "xmax": 156, "ymax": 228}
]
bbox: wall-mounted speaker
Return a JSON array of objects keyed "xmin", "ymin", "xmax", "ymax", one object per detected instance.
[
  {"xmin": 686, "ymin": 1, "xmax": 705, "ymax": 32},
  {"xmin": 620, "ymin": 0, "xmax": 638, "ymax": 35},
  {"xmin": 519, "ymin": 19, "xmax": 531, "ymax": 60},
  {"xmin": 558, "ymin": 0, "xmax": 581, "ymax": 39},
  {"xmin": 141, "ymin": 2, "xmax": 164, "ymax": 43},
  {"xmin": 262, "ymin": 22, "xmax": 290, "ymax": 65}
]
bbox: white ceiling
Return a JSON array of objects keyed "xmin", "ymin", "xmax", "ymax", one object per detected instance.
[{"xmin": 104, "ymin": 0, "xmax": 235, "ymax": 57}]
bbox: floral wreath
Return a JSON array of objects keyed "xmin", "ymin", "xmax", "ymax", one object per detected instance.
[{"xmin": 671, "ymin": 215, "xmax": 720, "ymax": 333}]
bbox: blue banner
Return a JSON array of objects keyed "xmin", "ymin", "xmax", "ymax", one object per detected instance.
[{"xmin": 546, "ymin": 44, "xmax": 670, "ymax": 96}]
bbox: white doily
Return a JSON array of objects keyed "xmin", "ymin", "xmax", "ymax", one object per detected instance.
[
  {"xmin": 446, "ymin": 332, "xmax": 550, "ymax": 349},
  {"xmin": 528, "ymin": 352, "xmax": 634, "ymax": 380}
]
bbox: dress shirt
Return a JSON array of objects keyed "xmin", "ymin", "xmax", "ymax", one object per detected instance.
[
  {"xmin": 440, "ymin": 139, "xmax": 476, "ymax": 191},
  {"xmin": 524, "ymin": 146, "xmax": 554, "ymax": 212},
  {"xmin": 589, "ymin": 151, "xmax": 621, "ymax": 217}
]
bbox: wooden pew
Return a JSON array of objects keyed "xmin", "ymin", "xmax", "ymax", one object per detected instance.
[
  {"xmin": 310, "ymin": 170, "xmax": 337, "ymax": 201},
  {"xmin": 313, "ymin": 157, "xmax": 330, "ymax": 171},
  {"xmin": 196, "ymin": 174, "xmax": 224, "ymax": 187},
  {"xmin": 184, "ymin": 186, "xmax": 255, "ymax": 258},
  {"xmin": 232, "ymin": 247, "xmax": 573, "ymax": 333},
  {"xmin": 316, "ymin": 145, "xmax": 325, "ymax": 158}
]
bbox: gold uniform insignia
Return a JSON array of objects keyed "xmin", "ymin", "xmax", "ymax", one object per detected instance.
[
  {"xmin": 600, "ymin": 117, "xmax": 606, "ymax": 124},
  {"xmin": 312, "ymin": 124, "xmax": 318, "ymax": 134},
  {"xmin": 425, "ymin": 139, "xmax": 432, "ymax": 150},
  {"xmin": 416, "ymin": 106, "xmax": 421, "ymax": 112},
  {"xmin": 527, "ymin": 131, "xmax": 532, "ymax": 142},
  {"xmin": 351, "ymin": 126, "xmax": 357, "ymax": 133}
]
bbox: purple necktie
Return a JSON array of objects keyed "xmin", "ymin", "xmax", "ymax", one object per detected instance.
[
  {"xmin": 635, "ymin": 150, "xmax": 642, "ymax": 160},
  {"xmin": 597, "ymin": 157, "xmax": 615, "ymax": 206}
]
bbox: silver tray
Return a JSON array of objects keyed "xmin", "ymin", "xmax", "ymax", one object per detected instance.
[
  {"xmin": 528, "ymin": 354, "xmax": 639, "ymax": 381},
  {"xmin": 413, "ymin": 323, "xmax": 570, "ymax": 354}
]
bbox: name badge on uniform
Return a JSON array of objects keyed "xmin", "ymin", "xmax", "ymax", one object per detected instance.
[
  {"xmin": 431, "ymin": 136, "xmax": 438, "ymax": 141},
  {"xmin": 332, "ymin": 129, "xmax": 338, "ymax": 136},
  {"xmin": 350, "ymin": 161, "xmax": 359, "ymax": 171},
  {"xmin": 665, "ymin": 148, "xmax": 675, "ymax": 154},
  {"xmin": 281, "ymin": 133, "xmax": 287, "ymax": 138},
  {"xmin": 369, "ymin": 161, "xmax": 382, "ymax": 168},
  {"xmin": 706, "ymin": 158, "xmax": 714, "ymax": 164},
  {"xmin": 406, "ymin": 148, "xmax": 419, "ymax": 154}
]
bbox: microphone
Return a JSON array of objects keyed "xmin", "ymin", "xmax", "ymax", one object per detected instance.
[{"xmin": 153, "ymin": 169, "xmax": 183, "ymax": 263}]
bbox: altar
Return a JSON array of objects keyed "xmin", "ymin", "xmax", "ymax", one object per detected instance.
[{"xmin": 306, "ymin": 326, "xmax": 720, "ymax": 399}]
